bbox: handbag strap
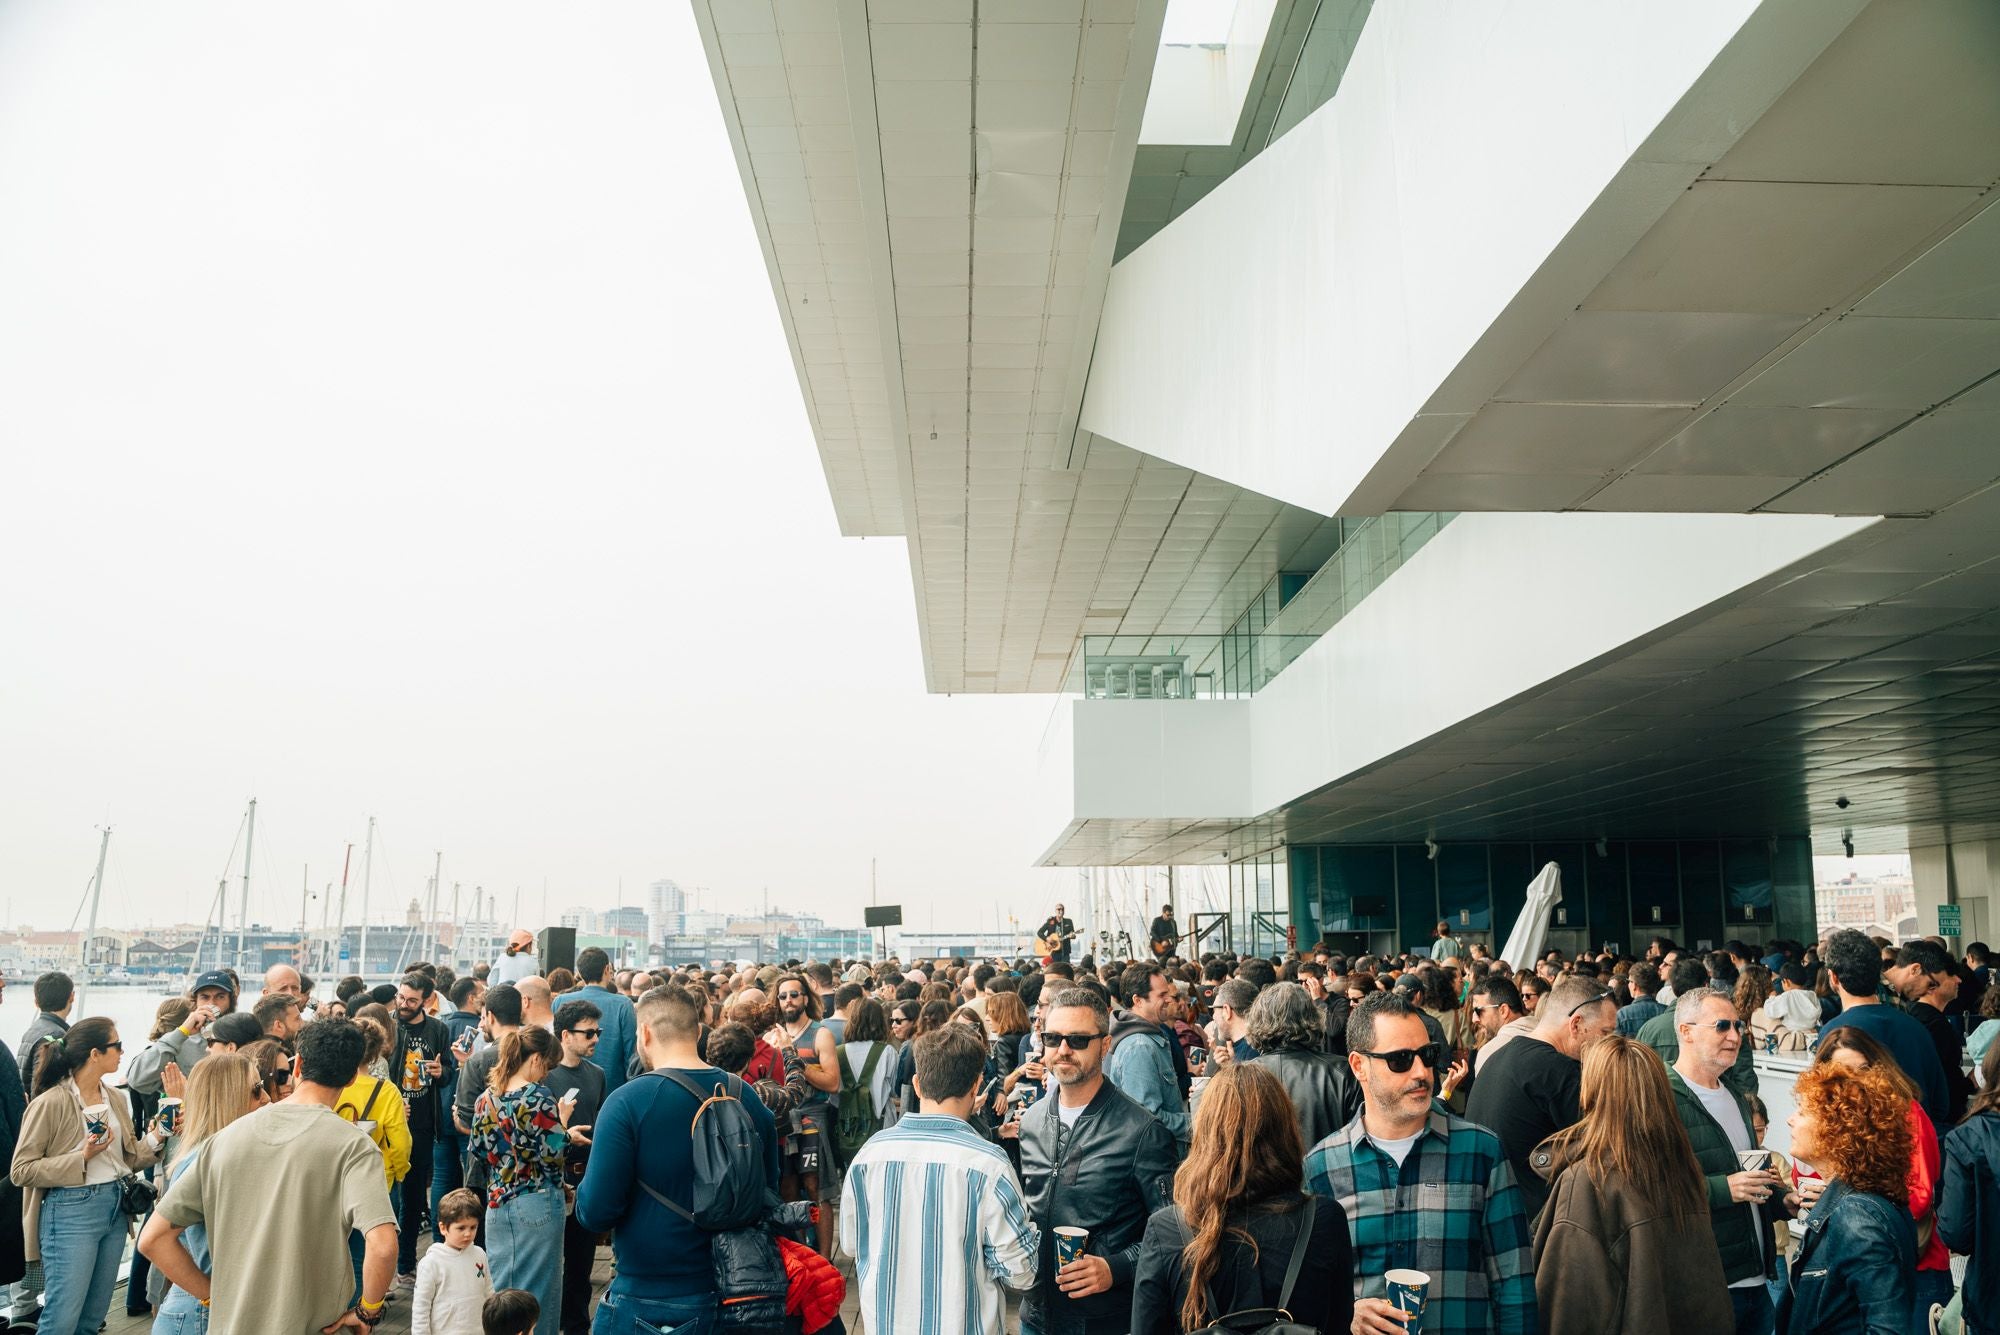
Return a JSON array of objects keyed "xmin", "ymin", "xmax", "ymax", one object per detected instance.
[
  {"xmin": 629, "ymin": 1067, "xmax": 745, "ymax": 1224},
  {"xmin": 1272, "ymin": 1196, "xmax": 1317, "ymax": 1313}
]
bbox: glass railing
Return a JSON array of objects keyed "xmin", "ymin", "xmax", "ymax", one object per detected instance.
[
  {"xmin": 1076, "ymin": 512, "xmax": 1454, "ymax": 700},
  {"xmin": 1078, "ymin": 632, "xmax": 1324, "ymax": 699}
]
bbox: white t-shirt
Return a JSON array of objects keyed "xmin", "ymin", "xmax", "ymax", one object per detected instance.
[
  {"xmin": 1369, "ymin": 1129, "xmax": 1424, "ymax": 1167},
  {"xmin": 1687, "ymin": 1075, "xmax": 1764, "ymax": 1289},
  {"xmin": 1057, "ymin": 1097, "xmax": 1087, "ymax": 1130}
]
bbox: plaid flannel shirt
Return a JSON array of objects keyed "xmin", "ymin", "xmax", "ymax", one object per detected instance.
[{"xmin": 1304, "ymin": 1109, "xmax": 1536, "ymax": 1335}]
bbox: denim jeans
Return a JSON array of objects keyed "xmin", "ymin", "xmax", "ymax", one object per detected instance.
[
  {"xmin": 397, "ymin": 1131, "xmax": 435, "ymax": 1273},
  {"xmin": 489, "ymin": 1184, "xmax": 565, "ymax": 1335},
  {"xmin": 38, "ymin": 1182, "xmax": 125, "ymax": 1335},
  {"xmin": 1731, "ymin": 1283, "xmax": 1776, "ymax": 1335},
  {"xmin": 431, "ymin": 1122, "xmax": 467, "ymax": 1238},
  {"xmin": 1913, "ymin": 1267, "xmax": 1955, "ymax": 1328},
  {"xmin": 150, "ymin": 1300, "xmax": 210, "ymax": 1335},
  {"xmin": 589, "ymin": 1287, "xmax": 718, "ymax": 1335}
]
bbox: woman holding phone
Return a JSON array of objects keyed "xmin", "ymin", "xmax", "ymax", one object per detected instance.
[
  {"xmin": 471, "ymin": 1026, "xmax": 586, "ymax": 1335},
  {"xmin": 11, "ymin": 1017, "xmax": 166, "ymax": 1335}
]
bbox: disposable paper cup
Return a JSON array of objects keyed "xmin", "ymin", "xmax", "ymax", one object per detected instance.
[
  {"xmin": 1738, "ymin": 1148, "xmax": 1773, "ymax": 1172},
  {"xmin": 82, "ymin": 1105, "xmax": 109, "ymax": 1139},
  {"xmin": 157, "ymin": 1097, "xmax": 183, "ymax": 1136},
  {"xmin": 1053, "ymin": 1226, "xmax": 1089, "ymax": 1267},
  {"xmin": 1386, "ymin": 1268, "xmax": 1430, "ymax": 1335}
]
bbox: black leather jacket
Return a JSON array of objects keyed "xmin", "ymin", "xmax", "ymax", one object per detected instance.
[
  {"xmin": 1776, "ymin": 1179, "xmax": 1914, "ymax": 1335},
  {"xmin": 1248, "ymin": 1046, "xmax": 1363, "ymax": 1150},
  {"xmin": 1019, "ymin": 1079, "xmax": 1177, "ymax": 1335}
]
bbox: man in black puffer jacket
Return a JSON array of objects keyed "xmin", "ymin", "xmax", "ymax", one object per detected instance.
[{"xmin": 1019, "ymin": 987, "xmax": 1176, "ymax": 1335}]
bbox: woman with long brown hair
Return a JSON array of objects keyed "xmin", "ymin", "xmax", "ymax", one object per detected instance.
[
  {"xmin": 1529, "ymin": 1036, "xmax": 1731, "ymax": 1334},
  {"xmin": 1776, "ymin": 1064, "xmax": 1914, "ymax": 1333},
  {"xmin": 469, "ymin": 1026, "xmax": 583, "ymax": 1335},
  {"xmin": 1130, "ymin": 1063, "xmax": 1353, "ymax": 1335}
]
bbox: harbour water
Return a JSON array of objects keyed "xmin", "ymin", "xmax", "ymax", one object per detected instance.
[{"xmin": 1, "ymin": 982, "xmax": 273, "ymax": 1082}]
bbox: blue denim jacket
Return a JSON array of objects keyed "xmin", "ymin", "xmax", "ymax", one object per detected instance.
[{"xmin": 1776, "ymin": 1179, "xmax": 1914, "ymax": 1335}]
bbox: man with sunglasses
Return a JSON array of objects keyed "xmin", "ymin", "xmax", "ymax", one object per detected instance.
[
  {"xmin": 1465, "ymin": 977, "xmax": 1614, "ymax": 1221},
  {"xmin": 1638, "ymin": 957, "xmax": 1759, "ymax": 1101},
  {"xmin": 549, "ymin": 999, "xmax": 605, "ymax": 1335},
  {"xmin": 1667, "ymin": 988, "xmax": 1797, "ymax": 1335},
  {"xmin": 1306, "ymin": 991, "xmax": 1536, "ymax": 1335},
  {"xmin": 1018, "ymin": 988, "xmax": 1175, "ymax": 1335},
  {"xmin": 766, "ymin": 973, "xmax": 840, "ymax": 1256}
]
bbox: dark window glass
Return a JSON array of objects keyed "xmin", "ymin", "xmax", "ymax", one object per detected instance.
[
  {"xmin": 1682, "ymin": 840, "xmax": 1726, "ymax": 947},
  {"xmin": 1396, "ymin": 845, "xmax": 1436, "ymax": 953},
  {"xmin": 1489, "ymin": 843, "xmax": 1535, "ymax": 945},
  {"xmin": 1628, "ymin": 842, "xmax": 1681, "ymax": 928},
  {"xmin": 1723, "ymin": 839, "xmax": 1775, "ymax": 926},
  {"xmin": 1436, "ymin": 844, "xmax": 1491, "ymax": 935}
]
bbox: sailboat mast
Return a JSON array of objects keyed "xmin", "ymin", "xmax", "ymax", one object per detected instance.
[
  {"xmin": 75, "ymin": 827, "xmax": 112, "ymax": 1014},
  {"xmin": 332, "ymin": 841, "xmax": 353, "ymax": 974},
  {"xmin": 426, "ymin": 850, "xmax": 442, "ymax": 966},
  {"xmin": 357, "ymin": 816, "xmax": 375, "ymax": 981},
  {"xmin": 237, "ymin": 798, "xmax": 256, "ymax": 975}
]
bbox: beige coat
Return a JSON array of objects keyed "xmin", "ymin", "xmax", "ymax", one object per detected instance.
[{"xmin": 9, "ymin": 1079, "xmax": 160, "ymax": 1262}]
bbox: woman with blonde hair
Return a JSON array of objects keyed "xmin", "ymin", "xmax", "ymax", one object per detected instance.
[
  {"xmin": 1130, "ymin": 1063, "xmax": 1353, "ymax": 1335},
  {"xmin": 1777, "ymin": 1063, "xmax": 1914, "ymax": 1333},
  {"xmin": 1530, "ymin": 1035, "xmax": 1732, "ymax": 1334},
  {"xmin": 149, "ymin": 1052, "xmax": 261, "ymax": 1333}
]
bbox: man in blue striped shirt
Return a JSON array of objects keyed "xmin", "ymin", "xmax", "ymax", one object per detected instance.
[{"xmin": 840, "ymin": 1023, "xmax": 1039, "ymax": 1335}]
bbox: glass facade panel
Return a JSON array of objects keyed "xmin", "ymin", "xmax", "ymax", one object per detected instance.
[
  {"xmin": 1723, "ymin": 839, "xmax": 1776, "ymax": 927},
  {"xmin": 1681, "ymin": 841, "xmax": 1726, "ymax": 949},
  {"xmin": 1436, "ymin": 844, "xmax": 1490, "ymax": 933},
  {"xmin": 1627, "ymin": 842, "xmax": 1682, "ymax": 928},
  {"xmin": 1395, "ymin": 846, "xmax": 1436, "ymax": 954},
  {"xmin": 1322, "ymin": 845, "xmax": 1395, "ymax": 933},
  {"xmin": 1489, "ymin": 843, "xmax": 1535, "ymax": 943}
]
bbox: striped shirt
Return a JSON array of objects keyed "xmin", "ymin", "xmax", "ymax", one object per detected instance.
[
  {"xmin": 838, "ymin": 1112, "xmax": 1039, "ymax": 1335},
  {"xmin": 1305, "ymin": 1109, "xmax": 1536, "ymax": 1335}
]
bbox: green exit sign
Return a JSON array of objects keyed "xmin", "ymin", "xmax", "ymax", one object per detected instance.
[{"xmin": 1938, "ymin": 904, "xmax": 1963, "ymax": 936}]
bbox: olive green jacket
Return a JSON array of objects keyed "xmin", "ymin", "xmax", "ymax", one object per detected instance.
[{"xmin": 1665, "ymin": 1067, "xmax": 1775, "ymax": 1284}]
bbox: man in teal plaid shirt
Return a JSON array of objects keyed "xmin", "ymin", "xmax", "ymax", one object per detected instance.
[{"xmin": 1305, "ymin": 991, "xmax": 1536, "ymax": 1335}]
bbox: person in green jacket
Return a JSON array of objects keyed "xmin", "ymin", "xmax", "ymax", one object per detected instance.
[
  {"xmin": 1665, "ymin": 989, "xmax": 1799, "ymax": 1335},
  {"xmin": 1640, "ymin": 960, "xmax": 1757, "ymax": 1100}
]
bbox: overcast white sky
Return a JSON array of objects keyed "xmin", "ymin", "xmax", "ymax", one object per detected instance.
[{"xmin": 0, "ymin": 2, "xmax": 1074, "ymax": 937}]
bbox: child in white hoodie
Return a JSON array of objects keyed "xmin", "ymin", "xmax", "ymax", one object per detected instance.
[
  {"xmin": 414, "ymin": 1189, "xmax": 494, "ymax": 1335},
  {"xmin": 1753, "ymin": 964, "xmax": 1824, "ymax": 1053}
]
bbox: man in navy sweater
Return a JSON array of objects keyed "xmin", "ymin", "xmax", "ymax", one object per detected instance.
[{"xmin": 576, "ymin": 983, "xmax": 779, "ymax": 1334}]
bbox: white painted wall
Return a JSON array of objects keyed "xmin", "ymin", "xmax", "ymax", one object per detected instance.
[
  {"xmin": 1083, "ymin": 0, "xmax": 1857, "ymax": 515},
  {"xmin": 1043, "ymin": 512, "xmax": 1876, "ymax": 847}
]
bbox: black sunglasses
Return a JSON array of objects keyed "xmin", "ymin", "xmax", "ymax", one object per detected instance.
[
  {"xmin": 572, "ymin": 1028, "xmax": 602, "ymax": 1039},
  {"xmin": 1355, "ymin": 1043, "xmax": 1447, "ymax": 1074},
  {"xmin": 1045, "ymin": 1032, "xmax": 1104, "ymax": 1050}
]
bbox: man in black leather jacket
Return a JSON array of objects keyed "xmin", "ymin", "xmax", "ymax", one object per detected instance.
[
  {"xmin": 1246, "ymin": 982, "xmax": 1362, "ymax": 1149},
  {"xmin": 1018, "ymin": 987, "xmax": 1176, "ymax": 1335}
]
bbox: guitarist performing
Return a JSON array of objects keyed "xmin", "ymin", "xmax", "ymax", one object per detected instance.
[
  {"xmin": 1035, "ymin": 904, "xmax": 1077, "ymax": 963},
  {"xmin": 1149, "ymin": 903, "xmax": 1182, "ymax": 959}
]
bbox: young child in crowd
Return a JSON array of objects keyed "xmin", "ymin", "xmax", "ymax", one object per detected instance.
[
  {"xmin": 483, "ymin": 1289, "xmax": 541, "ymax": 1335},
  {"xmin": 414, "ymin": 1189, "xmax": 494, "ymax": 1335}
]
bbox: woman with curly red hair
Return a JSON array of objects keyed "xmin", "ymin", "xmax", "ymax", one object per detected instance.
[
  {"xmin": 1811, "ymin": 1027, "xmax": 1951, "ymax": 1322},
  {"xmin": 1776, "ymin": 1063, "xmax": 1914, "ymax": 1334}
]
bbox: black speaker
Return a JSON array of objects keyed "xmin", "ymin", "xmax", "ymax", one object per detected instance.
[{"xmin": 538, "ymin": 926, "xmax": 576, "ymax": 974}]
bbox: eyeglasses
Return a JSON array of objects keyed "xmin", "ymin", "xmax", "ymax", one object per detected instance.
[
  {"xmin": 572, "ymin": 1028, "xmax": 601, "ymax": 1040},
  {"xmin": 1698, "ymin": 1019, "xmax": 1746, "ymax": 1034},
  {"xmin": 1355, "ymin": 1043, "xmax": 1447, "ymax": 1074},
  {"xmin": 1469, "ymin": 1005, "xmax": 1489, "ymax": 1018},
  {"xmin": 1044, "ymin": 1032, "xmax": 1104, "ymax": 1050},
  {"xmin": 891, "ymin": 1015, "xmax": 913, "ymax": 1025}
]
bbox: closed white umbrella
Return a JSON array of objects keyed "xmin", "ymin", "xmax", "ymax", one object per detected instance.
[{"xmin": 1497, "ymin": 861, "xmax": 1563, "ymax": 969}]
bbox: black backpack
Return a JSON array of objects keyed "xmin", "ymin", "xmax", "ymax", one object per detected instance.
[
  {"xmin": 634, "ymin": 1069, "xmax": 767, "ymax": 1232},
  {"xmin": 1179, "ymin": 1197, "xmax": 1322, "ymax": 1335}
]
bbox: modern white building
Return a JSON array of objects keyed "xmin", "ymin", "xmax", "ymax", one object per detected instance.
[{"xmin": 697, "ymin": 0, "xmax": 2000, "ymax": 958}]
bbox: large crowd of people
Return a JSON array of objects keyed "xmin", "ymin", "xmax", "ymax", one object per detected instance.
[{"xmin": 0, "ymin": 915, "xmax": 1991, "ymax": 1335}]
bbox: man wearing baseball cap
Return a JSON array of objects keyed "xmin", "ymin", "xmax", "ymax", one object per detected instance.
[
  {"xmin": 128, "ymin": 970, "xmax": 238, "ymax": 1095},
  {"xmin": 489, "ymin": 929, "xmax": 541, "ymax": 986}
]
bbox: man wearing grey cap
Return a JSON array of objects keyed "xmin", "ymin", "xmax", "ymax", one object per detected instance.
[{"xmin": 128, "ymin": 970, "xmax": 238, "ymax": 1096}]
